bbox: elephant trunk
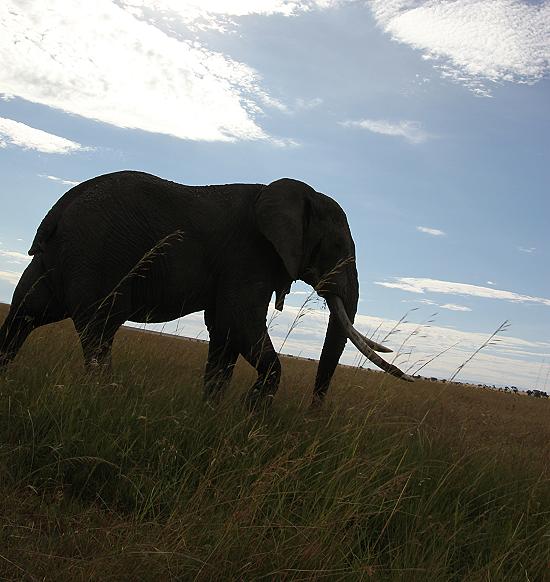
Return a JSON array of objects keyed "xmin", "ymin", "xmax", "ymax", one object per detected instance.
[
  {"xmin": 312, "ymin": 267, "xmax": 413, "ymax": 405},
  {"xmin": 326, "ymin": 295, "xmax": 414, "ymax": 381},
  {"xmin": 312, "ymin": 311, "xmax": 348, "ymax": 405},
  {"xmin": 312, "ymin": 266, "xmax": 360, "ymax": 404}
]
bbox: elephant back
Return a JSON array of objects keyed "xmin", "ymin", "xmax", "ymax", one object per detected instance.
[{"xmin": 28, "ymin": 171, "xmax": 151, "ymax": 255}]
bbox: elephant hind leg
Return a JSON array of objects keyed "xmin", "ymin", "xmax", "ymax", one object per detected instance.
[
  {"xmin": 0, "ymin": 314, "xmax": 36, "ymax": 370},
  {"xmin": 203, "ymin": 307, "xmax": 238, "ymax": 403},
  {"xmin": 74, "ymin": 314, "xmax": 124, "ymax": 374},
  {"xmin": 68, "ymin": 278, "xmax": 130, "ymax": 374},
  {"xmin": 203, "ymin": 338, "xmax": 238, "ymax": 403},
  {"xmin": 240, "ymin": 331, "xmax": 281, "ymax": 410},
  {"xmin": 0, "ymin": 257, "xmax": 65, "ymax": 369}
]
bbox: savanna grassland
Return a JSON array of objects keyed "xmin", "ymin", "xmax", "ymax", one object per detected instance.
[{"xmin": 0, "ymin": 303, "xmax": 549, "ymax": 581}]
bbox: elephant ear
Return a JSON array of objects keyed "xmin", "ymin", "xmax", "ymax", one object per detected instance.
[{"xmin": 255, "ymin": 178, "xmax": 310, "ymax": 281}]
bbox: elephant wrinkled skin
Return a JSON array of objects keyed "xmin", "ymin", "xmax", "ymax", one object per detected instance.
[{"xmin": 0, "ymin": 171, "xmax": 411, "ymax": 407}]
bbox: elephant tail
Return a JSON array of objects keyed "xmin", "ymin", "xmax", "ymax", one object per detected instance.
[
  {"xmin": 29, "ymin": 206, "xmax": 60, "ymax": 255},
  {"xmin": 28, "ymin": 179, "xmax": 91, "ymax": 255}
]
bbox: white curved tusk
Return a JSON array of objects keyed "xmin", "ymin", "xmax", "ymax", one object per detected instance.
[
  {"xmin": 362, "ymin": 336, "xmax": 392, "ymax": 353},
  {"xmin": 326, "ymin": 295, "xmax": 414, "ymax": 382}
]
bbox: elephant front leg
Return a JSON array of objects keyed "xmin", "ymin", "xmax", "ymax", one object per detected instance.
[{"xmin": 208, "ymin": 278, "xmax": 280, "ymax": 410}]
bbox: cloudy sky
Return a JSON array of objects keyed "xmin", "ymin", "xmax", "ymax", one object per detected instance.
[{"xmin": 0, "ymin": 0, "xmax": 549, "ymax": 391}]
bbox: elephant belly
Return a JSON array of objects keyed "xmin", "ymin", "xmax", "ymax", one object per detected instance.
[
  {"xmin": 128, "ymin": 301, "xmax": 204, "ymax": 324},
  {"xmin": 127, "ymin": 266, "xmax": 212, "ymax": 324}
]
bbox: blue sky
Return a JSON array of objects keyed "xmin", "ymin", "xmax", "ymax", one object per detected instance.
[{"xmin": 1, "ymin": 0, "xmax": 549, "ymax": 390}]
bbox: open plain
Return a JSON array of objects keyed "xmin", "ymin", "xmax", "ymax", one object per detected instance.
[{"xmin": 0, "ymin": 303, "xmax": 549, "ymax": 581}]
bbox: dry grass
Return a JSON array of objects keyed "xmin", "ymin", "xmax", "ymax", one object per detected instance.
[{"xmin": 0, "ymin": 303, "xmax": 549, "ymax": 581}]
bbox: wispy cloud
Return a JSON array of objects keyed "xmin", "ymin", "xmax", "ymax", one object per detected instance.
[
  {"xmin": 127, "ymin": 300, "xmax": 549, "ymax": 389},
  {"xmin": 0, "ymin": 250, "xmax": 31, "ymax": 264},
  {"xmin": 39, "ymin": 174, "xmax": 81, "ymax": 186},
  {"xmin": 0, "ymin": 1, "xmax": 339, "ymax": 144},
  {"xmin": 0, "ymin": 117, "xmax": 86, "ymax": 154},
  {"xmin": 1, "ymin": 260, "xmax": 544, "ymax": 388},
  {"xmin": 119, "ymin": 1, "xmax": 343, "ymax": 32},
  {"xmin": 368, "ymin": 0, "xmax": 550, "ymax": 96},
  {"xmin": 295, "ymin": 97, "xmax": 323, "ymax": 110},
  {"xmin": 376, "ymin": 277, "xmax": 550, "ymax": 307},
  {"xmin": 340, "ymin": 118, "xmax": 430, "ymax": 143},
  {"xmin": 0, "ymin": 270, "xmax": 22, "ymax": 285},
  {"xmin": 417, "ymin": 226, "xmax": 445, "ymax": 236},
  {"xmin": 517, "ymin": 246, "xmax": 536, "ymax": 254},
  {"xmin": 402, "ymin": 298, "xmax": 471, "ymax": 312},
  {"xmin": 0, "ymin": 1, "xmax": 267, "ymax": 142},
  {"xmin": 440, "ymin": 303, "xmax": 472, "ymax": 312}
]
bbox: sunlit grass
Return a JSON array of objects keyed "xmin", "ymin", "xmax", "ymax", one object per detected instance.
[{"xmin": 0, "ymin": 304, "xmax": 549, "ymax": 580}]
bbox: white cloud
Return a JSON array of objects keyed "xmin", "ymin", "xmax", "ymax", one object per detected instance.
[
  {"xmin": 440, "ymin": 303, "xmax": 472, "ymax": 312},
  {"xmin": 417, "ymin": 226, "xmax": 445, "ymax": 236},
  {"xmin": 39, "ymin": 174, "xmax": 81, "ymax": 187},
  {"xmin": 369, "ymin": 0, "xmax": 550, "ymax": 96},
  {"xmin": 0, "ymin": 263, "xmax": 544, "ymax": 389},
  {"xmin": 0, "ymin": 1, "xmax": 263, "ymax": 142},
  {"xmin": 402, "ymin": 298, "xmax": 471, "ymax": 312},
  {"xmin": 0, "ymin": 250, "xmax": 31, "ymax": 264},
  {"xmin": 402, "ymin": 298, "xmax": 437, "ymax": 306},
  {"xmin": 295, "ymin": 97, "xmax": 324, "ymax": 110},
  {"xmin": 0, "ymin": 1, "xmax": 340, "ymax": 144},
  {"xmin": 517, "ymin": 246, "xmax": 536, "ymax": 254},
  {"xmin": 0, "ymin": 117, "xmax": 86, "ymax": 154},
  {"xmin": 375, "ymin": 277, "xmax": 550, "ymax": 307},
  {"xmin": 127, "ymin": 300, "xmax": 549, "ymax": 390},
  {"xmin": 120, "ymin": 0, "xmax": 344, "ymax": 32},
  {"xmin": 340, "ymin": 118, "xmax": 430, "ymax": 143},
  {"xmin": 0, "ymin": 270, "xmax": 22, "ymax": 285},
  {"xmin": 270, "ymin": 136, "xmax": 302, "ymax": 148}
]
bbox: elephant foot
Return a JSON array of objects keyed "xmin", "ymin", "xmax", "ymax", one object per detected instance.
[
  {"xmin": 309, "ymin": 396, "xmax": 324, "ymax": 410},
  {"xmin": 0, "ymin": 353, "xmax": 13, "ymax": 374},
  {"xmin": 242, "ymin": 388, "xmax": 274, "ymax": 414}
]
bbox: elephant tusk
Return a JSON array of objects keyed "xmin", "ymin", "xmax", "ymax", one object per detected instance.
[
  {"xmin": 358, "ymin": 334, "xmax": 392, "ymax": 353},
  {"xmin": 326, "ymin": 295, "xmax": 414, "ymax": 382},
  {"xmin": 325, "ymin": 295, "xmax": 392, "ymax": 353}
]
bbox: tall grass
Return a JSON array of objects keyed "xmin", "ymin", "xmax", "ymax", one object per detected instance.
[{"xmin": 0, "ymin": 304, "xmax": 549, "ymax": 581}]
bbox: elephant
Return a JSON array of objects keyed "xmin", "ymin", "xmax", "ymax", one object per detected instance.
[{"xmin": 0, "ymin": 171, "xmax": 412, "ymax": 407}]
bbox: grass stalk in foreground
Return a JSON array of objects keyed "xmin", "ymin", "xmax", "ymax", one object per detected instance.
[
  {"xmin": 450, "ymin": 320, "xmax": 511, "ymax": 382},
  {"xmin": 0, "ymin": 306, "xmax": 548, "ymax": 580}
]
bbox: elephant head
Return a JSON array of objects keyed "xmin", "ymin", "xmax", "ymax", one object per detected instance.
[{"xmin": 255, "ymin": 178, "xmax": 412, "ymax": 403}]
